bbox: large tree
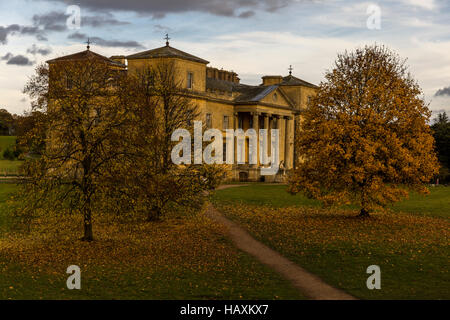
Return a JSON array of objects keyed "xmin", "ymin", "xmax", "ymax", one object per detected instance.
[
  {"xmin": 21, "ymin": 60, "xmax": 133, "ymax": 241},
  {"xmin": 15, "ymin": 111, "xmax": 47, "ymax": 156},
  {"xmin": 18, "ymin": 59, "xmax": 225, "ymax": 241},
  {"xmin": 106, "ymin": 62, "xmax": 225, "ymax": 221},
  {"xmin": 431, "ymin": 112, "xmax": 450, "ymax": 183},
  {"xmin": 0, "ymin": 109, "xmax": 14, "ymax": 135},
  {"xmin": 289, "ymin": 45, "xmax": 439, "ymax": 216}
]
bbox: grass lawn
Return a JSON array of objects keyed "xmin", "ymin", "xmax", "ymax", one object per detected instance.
[
  {"xmin": 0, "ymin": 160, "xmax": 22, "ymax": 176},
  {"xmin": 390, "ymin": 186, "xmax": 450, "ymax": 218},
  {"xmin": 0, "ymin": 183, "xmax": 18, "ymax": 231},
  {"xmin": 214, "ymin": 184, "xmax": 450, "ymax": 218},
  {"xmin": 215, "ymin": 184, "xmax": 321, "ymax": 208},
  {"xmin": 0, "ymin": 136, "xmax": 15, "ymax": 156},
  {"xmin": 0, "ymin": 183, "xmax": 304, "ymax": 300},
  {"xmin": 0, "ymin": 136, "xmax": 22, "ymax": 176},
  {"xmin": 213, "ymin": 184, "xmax": 450, "ymax": 300}
]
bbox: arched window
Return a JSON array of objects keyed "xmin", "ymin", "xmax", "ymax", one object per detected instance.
[{"xmin": 273, "ymin": 93, "xmax": 278, "ymax": 102}]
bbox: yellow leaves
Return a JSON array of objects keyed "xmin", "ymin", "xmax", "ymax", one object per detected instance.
[
  {"xmin": 292, "ymin": 45, "xmax": 440, "ymax": 213},
  {"xmin": 217, "ymin": 202, "xmax": 450, "ymax": 252},
  {"xmin": 0, "ymin": 209, "xmax": 241, "ymax": 277}
]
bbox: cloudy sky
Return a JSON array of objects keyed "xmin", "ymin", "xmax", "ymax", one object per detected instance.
[{"xmin": 1, "ymin": 0, "xmax": 450, "ymax": 117}]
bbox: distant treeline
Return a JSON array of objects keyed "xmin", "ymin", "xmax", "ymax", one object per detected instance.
[
  {"xmin": 0, "ymin": 108, "xmax": 40, "ymax": 137},
  {"xmin": 432, "ymin": 112, "xmax": 450, "ymax": 184}
]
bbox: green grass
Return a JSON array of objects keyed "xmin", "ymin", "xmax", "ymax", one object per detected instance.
[
  {"xmin": 390, "ymin": 187, "xmax": 450, "ymax": 218},
  {"xmin": 0, "ymin": 136, "xmax": 16, "ymax": 159},
  {"xmin": 214, "ymin": 184, "xmax": 450, "ymax": 218},
  {"xmin": 0, "ymin": 183, "xmax": 17, "ymax": 232},
  {"xmin": 0, "ymin": 255, "xmax": 304, "ymax": 300},
  {"xmin": 0, "ymin": 183, "xmax": 16, "ymax": 200},
  {"xmin": 0, "ymin": 136, "xmax": 22, "ymax": 175},
  {"xmin": 213, "ymin": 184, "xmax": 450, "ymax": 300},
  {"xmin": 0, "ymin": 160, "xmax": 22, "ymax": 176},
  {"xmin": 215, "ymin": 184, "xmax": 321, "ymax": 207},
  {"xmin": 0, "ymin": 183, "xmax": 304, "ymax": 300}
]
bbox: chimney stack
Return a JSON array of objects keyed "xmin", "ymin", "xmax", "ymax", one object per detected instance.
[{"xmin": 262, "ymin": 75, "xmax": 283, "ymax": 86}]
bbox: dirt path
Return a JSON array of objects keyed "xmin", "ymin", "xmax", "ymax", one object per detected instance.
[{"xmin": 207, "ymin": 184, "xmax": 356, "ymax": 300}]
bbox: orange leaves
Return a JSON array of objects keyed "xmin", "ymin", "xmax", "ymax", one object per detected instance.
[
  {"xmin": 218, "ymin": 201, "xmax": 449, "ymax": 252},
  {"xmin": 291, "ymin": 45, "xmax": 440, "ymax": 213},
  {"xmin": 0, "ymin": 211, "xmax": 232, "ymax": 274}
]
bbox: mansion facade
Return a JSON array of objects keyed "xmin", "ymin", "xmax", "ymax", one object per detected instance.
[{"xmin": 47, "ymin": 40, "xmax": 318, "ymax": 182}]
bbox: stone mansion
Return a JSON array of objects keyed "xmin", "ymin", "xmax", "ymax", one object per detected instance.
[{"xmin": 47, "ymin": 39, "xmax": 318, "ymax": 182}]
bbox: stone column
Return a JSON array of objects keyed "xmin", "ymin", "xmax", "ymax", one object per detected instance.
[
  {"xmin": 233, "ymin": 112, "xmax": 238, "ymax": 171},
  {"xmin": 278, "ymin": 116, "xmax": 286, "ymax": 169},
  {"xmin": 251, "ymin": 112, "xmax": 259, "ymax": 166},
  {"xmin": 288, "ymin": 117, "xmax": 295, "ymax": 169},
  {"xmin": 272, "ymin": 115, "xmax": 279, "ymax": 165},
  {"xmin": 263, "ymin": 114, "xmax": 270, "ymax": 163},
  {"xmin": 285, "ymin": 116, "xmax": 293, "ymax": 169},
  {"xmin": 252, "ymin": 112, "xmax": 259, "ymax": 131},
  {"xmin": 263, "ymin": 113, "xmax": 269, "ymax": 130}
]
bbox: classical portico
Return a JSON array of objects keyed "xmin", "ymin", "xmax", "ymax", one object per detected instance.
[
  {"xmin": 110, "ymin": 37, "xmax": 318, "ymax": 181},
  {"xmin": 230, "ymin": 107, "xmax": 296, "ymax": 182}
]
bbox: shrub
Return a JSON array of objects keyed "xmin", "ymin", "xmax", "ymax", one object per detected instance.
[{"xmin": 3, "ymin": 148, "xmax": 15, "ymax": 160}]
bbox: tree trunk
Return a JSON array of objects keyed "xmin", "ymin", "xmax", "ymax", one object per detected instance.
[
  {"xmin": 359, "ymin": 190, "xmax": 370, "ymax": 217},
  {"xmin": 358, "ymin": 208, "xmax": 370, "ymax": 217},
  {"xmin": 81, "ymin": 206, "xmax": 94, "ymax": 241},
  {"xmin": 147, "ymin": 206, "xmax": 161, "ymax": 222}
]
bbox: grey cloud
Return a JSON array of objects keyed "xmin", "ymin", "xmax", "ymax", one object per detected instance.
[
  {"xmin": 46, "ymin": 0, "xmax": 301, "ymax": 18},
  {"xmin": 32, "ymin": 11, "xmax": 129, "ymax": 32},
  {"xmin": 154, "ymin": 24, "xmax": 173, "ymax": 33},
  {"xmin": 0, "ymin": 29, "xmax": 7, "ymax": 43},
  {"xmin": 94, "ymin": 38, "xmax": 144, "ymax": 48},
  {"xmin": 83, "ymin": 15, "xmax": 130, "ymax": 27},
  {"xmin": 435, "ymin": 87, "xmax": 450, "ymax": 97},
  {"xmin": 32, "ymin": 11, "xmax": 68, "ymax": 32},
  {"xmin": 27, "ymin": 44, "xmax": 52, "ymax": 56},
  {"xmin": 21, "ymin": 26, "xmax": 41, "ymax": 35},
  {"xmin": 0, "ymin": 11, "xmax": 129, "ymax": 45},
  {"xmin": 238, "ymin": 10, "xmax": 255, "ymax": 18},
  {"xmin": 0, "ymin": 24, "xmax": 45, "ymax": 44},
  {"xmin": 36, "ymin": 34, "xmax": 48, "ymax": 41},
  {"xmin": 1, "ymin": 53, "xmax": 13, "ymax": 60},
  {"xmin": 68, "ymin": 32, "xmax": 144, "ymax": 48},
  {"xmin": 8, "ymin": 56, "xmax": 34, "ymax": 66},
  {"xmin": 0, "ymin": 24, "xmax": 38, "ymax": 44},
  {"xmin": 67, "ymin": 32, "xmax": 88, "ymax": 40},
  {"xmin": 1, "ymin": 53, "xmax": 34, "ymax": 66}
]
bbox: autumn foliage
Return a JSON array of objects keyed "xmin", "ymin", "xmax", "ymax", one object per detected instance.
[
  {"xmin": 289, "ymin": 45, "xmax": 439, "ymax": 216},
  {"xmin": 17, "ymin": 59, "xmax": 225, "ymax": 241}
]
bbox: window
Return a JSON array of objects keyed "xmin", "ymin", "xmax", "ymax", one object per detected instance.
[
  {"xmin": 249, "ymin": 117, "xmax": 253, "ymax": 129},
  {"xmin": 206, "ymin": 113, "xmax": 212, "ymax": 128},
  {"xmin": 66, "ymin": 76, "xmax": 73, "ymax": 89},
  {"xmin": 238, "ymin": 116, "xmax": 243, "ymax": 129},
  {"xmin": 273, "ymin": 93, "xmax": 278, "ymax": 102},
  {"xmin": 187, "ymin": 72, "xmax": 193, "ymax": 89},
  {"xmin": 223, "ymin": 116, "xmax": 229, "ymax": 130},
  {"xmin": 223, "ymin": 142, "xmax": 227, "ymax": 162}
]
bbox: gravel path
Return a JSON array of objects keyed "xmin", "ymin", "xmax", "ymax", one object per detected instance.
[{"xmin": 207, "ymin": 184, "xmax": 356, "ymax": 300}]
